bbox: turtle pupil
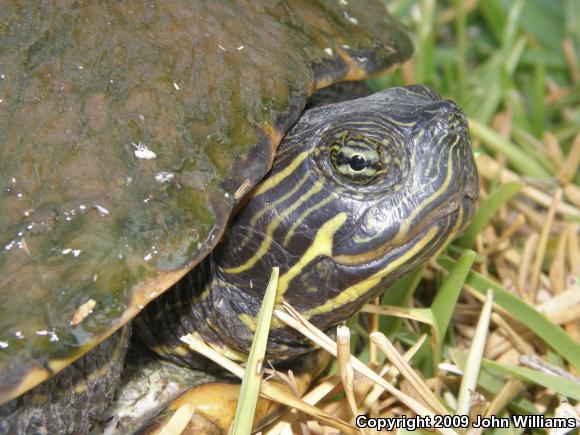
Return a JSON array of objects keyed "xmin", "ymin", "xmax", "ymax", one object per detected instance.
[{"xmin": 349, "ymin": 155, "xmax": 366, "ymax": 171}]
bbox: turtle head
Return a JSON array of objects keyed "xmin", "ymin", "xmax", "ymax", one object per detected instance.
[{"xmin": 214, "ymin": 85, "xmax": 478, "ymax": 356}]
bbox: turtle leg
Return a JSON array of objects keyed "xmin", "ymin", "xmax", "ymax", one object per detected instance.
[
  {"xmin": 98, "ymin": 340, "xmax": 225, "ymax": 434},
  {"xmin": 133, "ymin": 350, "xmax": 330, "ymax": 435},
  {"xmin": 0, "ymin": 326, "xmax": 130, "ymax": 434},
  {"xmin": 100, "ymin": 346, "xmax": 329, "ymax": 434},
  {"xmin": 141, "ymin": 383, "xmax": 272, "ymax": 435}
]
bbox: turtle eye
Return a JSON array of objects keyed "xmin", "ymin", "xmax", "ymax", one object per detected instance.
[
  {"xmin": 329, "ymin": 138, "xmax": 380, "ymax": 184},
  {"xmin": 349, "ymin": 155, "xmax": 367, "ymax": 171}
]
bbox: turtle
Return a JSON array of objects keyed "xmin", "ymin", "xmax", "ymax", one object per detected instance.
[{"xmin": 0, "ymin": 0, "xmax": 479, "ymax": 433}]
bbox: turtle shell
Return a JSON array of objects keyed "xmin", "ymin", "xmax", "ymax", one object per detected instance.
[{"xmin": 0, "ymin": 0, "xmax": 412, "ymax": 403}]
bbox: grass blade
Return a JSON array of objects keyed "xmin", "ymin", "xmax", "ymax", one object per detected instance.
[
  {"xmin": 469, "ymin": 118, "xmax": 552, "ymax": 178},
  {"xmin": 455, "ymin": 289, "xmax": 494, "ymax": 415},
  {"xmin": 457, "ymin": 181, "xmax": 524, "ymax": 248},
  {"xmin": 483, "ymin": 360, "xmax": 580, "ymax": 400},
  {"xmin": 380, "ymin": 265, "xmax": 426, "ymax": 337},
  {"xmin": 430, "ymin": 250, "xmax": 476, "ymax": 346},
  {"xmin": 438, "ymin": 256, "xmax": 580, "ymax": 371},
  {"xmin": 231, "ymin": 267, "xmax": 279, "ymax": 435}
]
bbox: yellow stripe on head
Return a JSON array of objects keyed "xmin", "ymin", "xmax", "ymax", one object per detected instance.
[
  {"xmin": 250, "ymin": 150, "xmax": 309, "ymax": 198},
  {"xmin": 276, "ymin": 212, "xmax": 347, "ymax": 303},
  {"xmin": 302, "ymin": 225, "xmax": 439, "ymax": 318},
  {"xmin": 282, "ymin": 193, "xmax": 336, "ymax": 247},
  {"xmin": 224, "ymin": 180, "xmax": 325, "ymax": 274},
  {"xmin": 351, "ymin": 135, "xmax": 458, "ymax": 248}
]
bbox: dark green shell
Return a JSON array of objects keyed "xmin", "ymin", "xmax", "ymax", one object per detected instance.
[{"xmin": 0, "ymin": 0, "xmax": 412, "ymax": 402}]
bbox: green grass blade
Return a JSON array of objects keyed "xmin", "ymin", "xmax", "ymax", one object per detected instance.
[
  {"xmin": 451, "ymin": 349, "xmax": 540, "ymax": 415},
  {"xmin": 415, "ymin": 0, "xmax": 436, "ymax": 84},
  {"xmin": 500, "ymin": 0, "xmax": 524, "ymax": 52},
  {"xmin": 454, "ymin": 0, "xmax": 467, "ymax": 98},
  {"xmin": 479, "ymin": 0, "xmax": 506, "ymax": 43},
  {"xmin": 380, "ymin": 265, "xmax": 426, "ymax": 337},
  {"xmin": 456, "ymin": 289, "xmax": 494, "ymax": 415},
  {"xmin": 480, "ymin": 373, "xmax": 539, "ymax": 416},
  {"xmin": 367, "ymin": 305, "xmax": 437, "ymax": 329},
  {"xmin": 467, "ymin": 66, "xmax": 502, "ymax": 123},
  {"xmin": 518, "ymin": 0, "xmax": 567, "ymax": 50},
  {"xmin": 231, "ymin": 267, "xmax": 279, "ymax": 435},
  {"xmin": 531, "ymin": 62, "xmax": 546, "ymax": 137},
  {"xmin": 468, "ymin": 119, "xmax": 551, "ymax": 178},
  {"xmin": 413, "ymin": 251, "xmax": 475, "ymax": 375},
  {"xmin": 505, "ymin": 85, "xmax": 533, "ymax": 135},
  {"xmin": 504, "ymin": 36, "xmax": 527, "ymax": 76},
  {"xmin": 438, "ymin": 257, "xmax": 580, "ymax": 371},
  {"xmin": 483, "ymin": 360, "xmax": 580, "ymax": 400},
  {"xmin": 430, "ymin": 250, "xmax": 476, "ymax": 358},
  {"xmin": 457, "ymin": 181, "xmax": 524, "ymax": 248}
]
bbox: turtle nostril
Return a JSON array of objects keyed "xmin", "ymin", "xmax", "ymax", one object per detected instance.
[{"xmin": 448, "ymin": 109, "xmax": 467, "ymax": 131}]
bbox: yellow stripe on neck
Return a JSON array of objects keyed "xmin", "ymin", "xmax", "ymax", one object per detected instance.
[
  {"xmin": 250, "ymin": 151, "xmax": 309, "ymax": 198},
  {"xmin": 302, "ymin": 224, "xmax": 440, "ymax": 318},
  {"xmin": 276, "ymin": 212, "xmax": 347, "ymax": 303},
  {"xmin": 224, "ymin": 180, "xmax": 325, "ymax": 274},
  {"xmin": 283, "ymin": 193, "xmax": 336, "ymax": 247}
]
